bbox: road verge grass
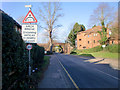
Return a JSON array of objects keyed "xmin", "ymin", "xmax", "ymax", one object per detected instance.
[
  {"xmin": 29, "ymin": 55, "xmax": 50, "ymax": 89},
  {"xmin": 71, "ymin": 45, "xmax": 119, "ymax": 59},
  {"xmin": 72, "ymin": 51, "xmax": 118, "ymax": 59},
  {"xmin": 90, "ymin": 51, "xmax": 118, "ymax": 59}
]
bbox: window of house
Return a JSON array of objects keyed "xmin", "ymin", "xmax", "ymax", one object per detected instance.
[
  {"xmin": 112, "ymin": 41, "xmax": 114, "ymax": 44},
  {"xmin": 109, "ymin": 31, "xmax": 112, "ymax": 35},
  {"xmin": 94, "ymin": 40, "xmax": 95, "ymax": 43},
  {"xmin": 88, "ymin": 35, "xmax": 89, "ymax": 37},
  {"xmin": 88, "ymin": 41, "xmax": 89, "ymax": 44},
  {"xmin": 94, "ymin": 33, "xmax": 96, "ymax": 36},
  {"xmin": 83, "ymin": 46, "xmax": 86, "ymax": 49},
  {"xmin": 79, "ymin": 39, "xmax": 81, "ymax": 41},
  {"xmin": 75, "ymin": 44, "xmax": 77, "ymax": 48},
  {"xmin": 15, "ymin": 26, "xmax": 18, "ymax": 32},
  {"xmin": 79, "ymin": 45, "xmax": 81, "ymax": 47},
  {"xmin": 96, "ymin": 34, "xmax": 97, "ymax": 36}
]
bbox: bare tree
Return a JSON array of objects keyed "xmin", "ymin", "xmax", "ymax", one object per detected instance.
[
  {"xmin": 110, "ymin": 11, "xmax": 119, "ymax": 39},
  {"xmin": 88, "ymin": 3, "xmax": 115, "ymax": 28},
  {"xmin": 38, "ymin": 2, "xmax": 62, "ymax": 52}
]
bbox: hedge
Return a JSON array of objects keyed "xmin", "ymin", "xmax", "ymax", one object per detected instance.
[
  {"xmin": 2, "ymin": 11, "xmax": 29, "ymax": 89},
  {"xmin": 71, "ymin": 46, "xmax": 103, "ymax": 54},
  {"xmin": 81, "ymin": 46, "xmax": 103, "ymax": 53},
  {"xmin": 31, "ymin": 44, "xmax": 44, "ymax": 68},
  {"xmin": 71, "ymin": 44, "xmax": 119, "ymax": 55},
  {"xmin": 2, "ymin": 10, "xmax": 44, "ymax": 89},
  {"xmin": 104, "ymin": 44, "xmax": 120, "ymax": 53}
]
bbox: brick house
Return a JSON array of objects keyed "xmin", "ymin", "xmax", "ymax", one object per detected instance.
[
  {"xmin": 107, "ymin": 37, "xmax": 120, "ymax": 45},
  {"xmin": 77, "ymin": 26, "xmax": 112, "ymax": 50}
]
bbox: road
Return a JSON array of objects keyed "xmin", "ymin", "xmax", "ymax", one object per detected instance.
[{"xmin": 55, "ymin": 53, "xmax": 119, "ymax": 88}]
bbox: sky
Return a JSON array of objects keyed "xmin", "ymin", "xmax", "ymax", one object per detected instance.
[{"xmin": 1, "ymin": 1, "xmax": 118, "ymax": 43}]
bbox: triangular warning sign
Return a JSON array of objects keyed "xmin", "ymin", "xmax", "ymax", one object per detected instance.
[{"xmin": 23, "ymin": 10, "xmax": 37, "ymax": 23}]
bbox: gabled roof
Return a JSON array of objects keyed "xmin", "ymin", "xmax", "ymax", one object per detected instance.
[
  {"xmin": 78, "ymin": 26, "xmax": 102, "ymax": 35},
  {"xmin": 0, "ymin": 9, "xmax": 21, "ymax": 28}
]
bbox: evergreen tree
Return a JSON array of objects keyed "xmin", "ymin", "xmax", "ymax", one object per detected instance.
[{"xmin": 68, "ymin": 23, "xmax": 85, "ymax": 47}]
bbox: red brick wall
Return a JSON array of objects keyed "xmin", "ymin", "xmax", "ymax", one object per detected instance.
[
  {"xmin": 109, "ymin": 40, "xmax": 119, "ymax": 45},
  {"xmin": 77, "ymin": 32, "xmax": 101, "ymax": 50},
  {"xmin": 77, "ymin": 26, "xmax": 119, "ymax": 50}
]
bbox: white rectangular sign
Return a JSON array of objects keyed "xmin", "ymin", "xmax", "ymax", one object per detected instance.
[{"xmin": 22, "ymin": 24, "xmax": 37, "ymax": 43}]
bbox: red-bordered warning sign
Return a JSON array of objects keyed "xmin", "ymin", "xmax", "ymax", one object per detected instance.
[
  {"xmin": 26, "ymin": 44, "xmax": 32, "ymax": 50},
  {"xmin": 23, "ymin": 10, "xmax": 37, "ymax": 23}
]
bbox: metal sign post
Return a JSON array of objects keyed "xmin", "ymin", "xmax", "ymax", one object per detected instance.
[
  {"xmin": 22, "ymin": 5, "xmax": 37, "ymax": 76},
  {"xmin": 28, "ymin": 49, "xmax": 31, "ymax": 76},
  {"xmin": 26, "ymin": 44, "xmax": 32, "ymax": 76}
]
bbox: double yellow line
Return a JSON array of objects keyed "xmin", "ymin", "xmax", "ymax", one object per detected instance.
[{"xmin": 56, "ymin": 55, "xmax": 79, "ymax": 90}]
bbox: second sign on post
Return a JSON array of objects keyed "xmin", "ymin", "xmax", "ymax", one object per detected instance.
[
  {"xmin": 22, "ymin": 24, "xmax": 37, "ymax": 43},
  {"xmin": 26, "ymin": 44, "xmax": 32, "ymax": 50}
]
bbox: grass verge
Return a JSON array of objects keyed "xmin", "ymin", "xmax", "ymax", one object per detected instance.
[
  {"xmin": 29, "ymin": 55, "xmax": 50, "ymax": 89},
  {"xmin": 71, "ymin": 45, "xmax": 119, "ymax": 59},
  {"xmin": 72, "ymin": 51, "xmax": 118, "ymax": 59},
  {"xmin": 90, "ymin": 51, "xmax": 118, "ymax": 59}
]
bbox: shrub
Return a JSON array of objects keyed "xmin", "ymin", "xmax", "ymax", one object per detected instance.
[
  {"xmin": 70, "ymin": 51, "xmax": 77, "ymax": 54},
  {"xmin": 2, "ymin": 11, "xmax": 45, "ymax": 89},
  {"xmin": 80, "ymin": 46, "xmax": 103, "ymax": 53},
  {"xmin": 104, "ymin": 44, "xmax": 119, "ymax": 53},
  {"xmin": 118, "ymin": 44, "xmax": 120, "ymax": 53},
  {"xmin": 46, "ymin": 51, "xmax": 53, "ymax": 55},
  {"xmin": 2, "ymin": 11, "xmax": 28, "ymax": 89},
  {"xmin": 31, "ymin": 44, "xmax": 45, "ymax": 68},
  {"xmin": 70, "ymin": 46, "xmax": 103, "ymax": 54}
]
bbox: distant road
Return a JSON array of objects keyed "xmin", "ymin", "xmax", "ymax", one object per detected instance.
[{"xmin": 55, "ymin": 53, "xmax": 119, "ymax": 88}]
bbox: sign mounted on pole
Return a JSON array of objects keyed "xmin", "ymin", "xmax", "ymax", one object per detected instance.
[
  {"xmin": 26, "ymin": 44, "xmax": 32, "ymax": 50},
  {"xmin": 22, "ymin": 10, "xmax": 37, "ymax": 23},
  {"xmin": 22, "ymin": 24, "xmax": 37, "ymax": 43}
]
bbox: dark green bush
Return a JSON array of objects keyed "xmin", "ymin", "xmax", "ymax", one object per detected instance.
[
  {"xmin": 70, "ymin": 51, "xmax": 77, "ymax": 54},
  {"xmin": 71, "ymin": 44, "xmax": 119, "ymax": 54},
  {"xmin": 70, "ymin": 46, "xmax": 103, "ymax": 54},
  {"xmin": 118, "ymin": 44, "xmax": 120, "ymax": 53},
  {"xmin": 81, "ymin": 46, "xmax": 103, "ymax": 53},
  {"xmin": 31, "ymin": 44, "xmax": 44, "ymax": 68},
  {"xmin": 2, "ymin": 11, "xmax": 28, "ymax": 89},
  {"xmin": 2, "ymin": 10, "xmax": 45, "ymax": 89},
  {"xmin": 46, "ymin": 51, "xmax": 53, "ymax": 55},
  {"xmin": 104, "ymin": 44, "xmax": 119, "ymax": 53}
]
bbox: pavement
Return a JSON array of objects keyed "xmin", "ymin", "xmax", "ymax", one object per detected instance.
[
  {"xmin": 38, "ymin": 53, "xmax": 120, "ymax": 88},
  {"xmin": 38, "ymin": 55, "xmax": 74, "ymax": 88}
]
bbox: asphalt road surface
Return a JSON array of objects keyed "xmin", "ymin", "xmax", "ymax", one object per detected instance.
[{"xmin": 55, "ymin": 53, "xmax": 119, "ymax": 88}]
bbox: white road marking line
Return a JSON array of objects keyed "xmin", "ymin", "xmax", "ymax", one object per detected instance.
[
  {"xmin": 55, "ymin": 55, "xmax": 79, "ymax": 90},
  {"xmin": 95, "ymin": 69, "xmax": 120, "ymax": 80}
]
